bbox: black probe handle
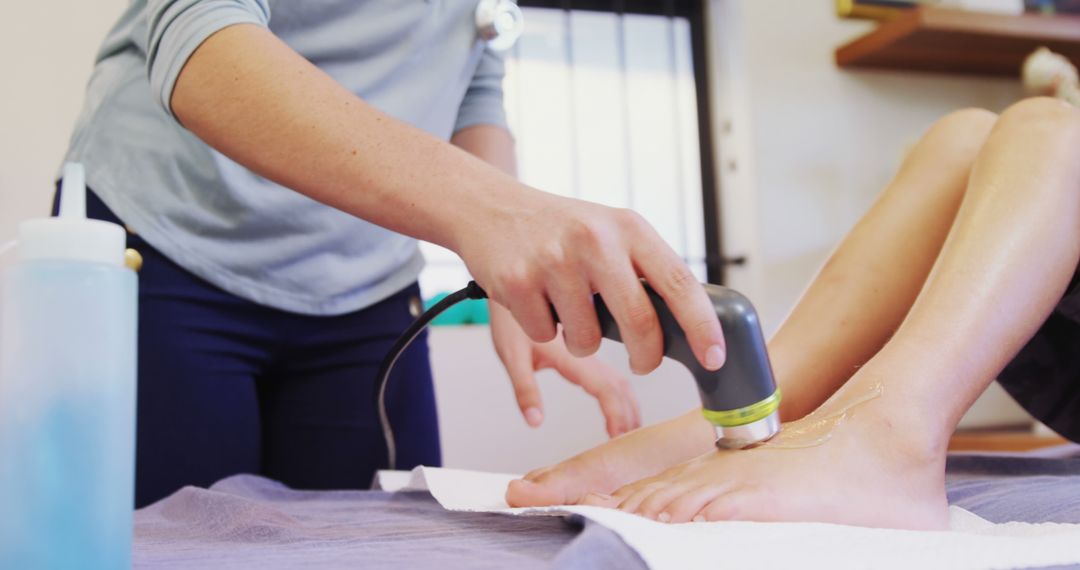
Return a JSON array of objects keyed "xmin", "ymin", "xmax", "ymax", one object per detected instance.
[{"xmin": 559, "ymin": 283, "xmax": 778, "ymax": 412}]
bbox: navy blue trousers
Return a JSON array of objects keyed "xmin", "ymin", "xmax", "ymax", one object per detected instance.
[{"xmin": 59, "ymin": 190, "xmax": 441, "ymax": 507}]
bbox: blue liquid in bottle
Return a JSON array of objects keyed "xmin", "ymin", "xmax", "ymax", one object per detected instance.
[{"xmin": 0, "ymin": 164, "xmax": 137, "ymax": 569}]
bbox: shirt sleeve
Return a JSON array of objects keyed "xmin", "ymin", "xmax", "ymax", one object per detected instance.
[
  {"xmin": 453, "ymin": 47, "xmax": 510, "ymax": 134},
  {"xmin": 145, "ymin": 0, "xmax": 271, "ymax": 120}
]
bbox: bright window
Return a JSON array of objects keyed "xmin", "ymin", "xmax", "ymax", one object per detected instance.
[{"xmin": 419, "ymin": 6, "xmax": 708, "ymax": 298}]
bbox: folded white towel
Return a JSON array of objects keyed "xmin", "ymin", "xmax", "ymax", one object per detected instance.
[{"xmin": 376, "ymin": 466, "xmax": 1080, "ymax": 570}]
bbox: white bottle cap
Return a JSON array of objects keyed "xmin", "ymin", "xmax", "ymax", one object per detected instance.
[{"xmin": 18, "ymin": 163, "xmax": 126, "ymax": 267}]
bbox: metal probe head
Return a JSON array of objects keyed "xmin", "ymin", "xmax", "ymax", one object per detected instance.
[
  {"xmin": 712, "ymin": 409, "xmax": 782, "ymax": 450},
  {"xmin": 591, "ymin": 284, "xmax": 781, "ymax": 449}
]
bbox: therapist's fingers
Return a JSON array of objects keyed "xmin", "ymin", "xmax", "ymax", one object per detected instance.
[
  {"xmin": 505, "ymin": 289, "xmax": 558, "ymax": 344},
  {"xmin": 590, "ymin": 262, "xmax": 664, "ymax": 375},
  {"xmin": 631, "ymin": 237, "xmax": 726, "ymax": 371},
  {"xmin": 499, "ymin": 339, "xmax": 546, "ymax": 428},
  {"xmin": 545, "ymin": 272, "xmax": 603, "ymax": 358},
  {"xmin": 542, "ymin": 344, "xmax": 640, "ymax": 437},
  {"xmin": 628, "ymin": 377, "xmax": 642, "ymax": 429}
]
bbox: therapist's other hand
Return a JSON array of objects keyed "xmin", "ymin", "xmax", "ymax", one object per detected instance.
[
  {"xmin": 490, "ymin": 301, "xmax": 641, "ymax": 438},
  {"xmin": 458, "ymin": 191, "xmax": 726, "ymax": 375}
]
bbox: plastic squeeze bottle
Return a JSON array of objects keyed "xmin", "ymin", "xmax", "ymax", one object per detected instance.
[{"xmin": 0, "ymin": 163, "xmax": 137, "ymax": 569}]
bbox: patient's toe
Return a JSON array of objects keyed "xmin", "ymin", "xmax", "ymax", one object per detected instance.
[
  {"xmin": 664, "ymin": 484, "xmax": 729, "ymax": 523},
  {"xmin": 506, "ymin": 478, "xmax": 569, "ymax": 507}
]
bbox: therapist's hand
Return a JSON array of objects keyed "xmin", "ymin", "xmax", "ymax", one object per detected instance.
[
  {"xmin": 457, "ymin": 190, "xmax": 726, "ymax": 376},
  {"xmin": 489, "ymin": 301, "xmax": 641, "ymax": 437}
]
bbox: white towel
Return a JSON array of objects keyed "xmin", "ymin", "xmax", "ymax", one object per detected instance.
[{"xmin": 375, "ymin": 466, "xmax": 1080, "ymax": 570}]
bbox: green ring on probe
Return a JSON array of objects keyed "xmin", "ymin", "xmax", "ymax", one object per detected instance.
[{"xmin": 701, "ymin": 389, "xmax": 782, "ymax": 427}]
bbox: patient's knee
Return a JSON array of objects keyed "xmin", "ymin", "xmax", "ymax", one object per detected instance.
[
  {"xmin": 920, "ymin": 108, "xmax": 998, "ymax": 165},
  {"xmin": 935, "ymin": 107, "xmax": 999, "ymax": 132},
  {"xmin": 995, "ymin": 96, "xmax": 1080, "ymax": 140}
]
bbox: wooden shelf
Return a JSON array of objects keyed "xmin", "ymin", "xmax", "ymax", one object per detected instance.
[{"xmin": 836, "ymin": 7, "xmax": 1080, "ymax": 77}]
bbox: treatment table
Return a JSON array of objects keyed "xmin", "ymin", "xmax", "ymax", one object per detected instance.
[{"xmin": 132, "ymin": 445, "xmax": 1080, "ymax": 569}]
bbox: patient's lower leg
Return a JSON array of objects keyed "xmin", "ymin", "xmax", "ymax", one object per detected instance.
[
  {"xmin": 584, "ymin": 97, "xmax": 1080, "ymax": 528},
  {"xmin": 768, "ymin": 108, "xmax": 997, "ymax": 420}
]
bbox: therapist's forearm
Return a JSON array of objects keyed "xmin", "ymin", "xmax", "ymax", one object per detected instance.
[
  {"xmin": 451, "ymin": 126, "xmax": 522, "ymax": 319},
  {"xmin": 171, "ymin": 23, "xmax": 531, "ymax": 252},
  {"xmin": 450, "ymin": 125, "xmax": 518, "ymax": 178}
]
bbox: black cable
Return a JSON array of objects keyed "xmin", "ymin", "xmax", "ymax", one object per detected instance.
[{"xmin": 375, "ymin": 280, "xmax": 488, "ymax": 470}]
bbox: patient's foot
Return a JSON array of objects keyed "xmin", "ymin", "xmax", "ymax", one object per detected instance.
[
  {"xmin": 505, "ymin": 408, "xmax": 716, "ymax": 507},
  {"xmin": 581, "ymin": 381, "xmax": 950, "ymax": 529}
]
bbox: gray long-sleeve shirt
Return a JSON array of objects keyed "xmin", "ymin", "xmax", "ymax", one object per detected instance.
[{"xmin": 64, "ymin": 0, "xmax": 508, "ymax": 315}]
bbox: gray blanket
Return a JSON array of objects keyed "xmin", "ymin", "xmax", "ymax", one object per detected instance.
[{"xmin": 134, "ymin": 445, "xmax": 1080, "ymax": 569}]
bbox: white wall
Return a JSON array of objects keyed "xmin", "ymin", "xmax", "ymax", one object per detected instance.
[
  {"xmin": 710, "ymin": 0, "xmax": 1024, "ymax": 329},
  {"xmin": 0, "ymin": 1, "xmax": 128, "ymax": 244},
  {"xmin": 708, "ymin": 0, "xmax": 1030, "ymax": 428}
]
